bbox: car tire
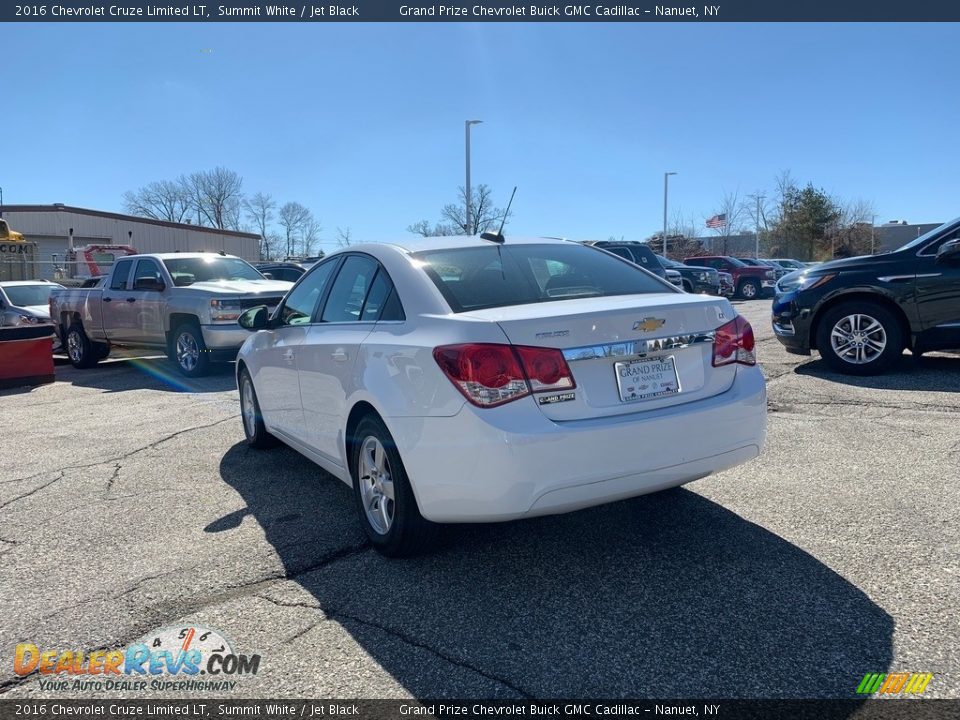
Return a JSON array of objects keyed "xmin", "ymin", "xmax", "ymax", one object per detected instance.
[
  {"xmin": 95, "ymin": 344, "xmax": 111, "ymax": 361},
  {"xmin": 171, "ymin": 321, "xmax": 210, "ymax": 377},
  {"xmin": 681, "ymin": 280, "xmax": 693, "ymax": 293},
  {"xmin": 238, "ymin": 368, "xmax": 279, "ymax": 449},
  {"xmin": 737, "ymin": 278, "xmax": 760, "ymax": 300},
  {"xmin": 351, "ymin": 414, "xmax": 438, "ymax": 558},
  {"xmin": 816, "ymin": 301, "xmax": 904, "ymax": 376},
  {"xmin": 65, "ymin": 323, "xmax": 100, "ymax": 369}
]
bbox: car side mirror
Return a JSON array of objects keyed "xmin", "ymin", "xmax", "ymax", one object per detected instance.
[
  {"xmin": 935, "ymin": 238, "xmax": 960, "ymax": 263},
  {"xmin": 133, "ymin": 277, "xmax": 165, "ymax": 291},
  {"xmin": 238, "ymin": 305, "xmax": 269, "ymax": 331},
  {"xmin": 260, "ymin": 271, "xmax": 274, "ymax": 279}
]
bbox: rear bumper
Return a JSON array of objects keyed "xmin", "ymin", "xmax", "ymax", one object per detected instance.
[{"xmin": 388, "ymin": 365, "xmax": 767, "ymax": 523}]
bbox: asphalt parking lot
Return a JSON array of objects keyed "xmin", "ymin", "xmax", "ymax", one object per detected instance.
[{"xmin": 1, "ymin": 298, "xmax": 958, "ymax": 700}]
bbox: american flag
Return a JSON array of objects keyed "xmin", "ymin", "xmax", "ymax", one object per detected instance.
[{"xmin": 705, "ymin": 213, "xmax": 727, "ymax": 229}]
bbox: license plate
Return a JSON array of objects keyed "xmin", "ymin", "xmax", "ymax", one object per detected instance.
[{"xmin": 614, "ymin": 356, "xmax": 681, "ymax": 402}]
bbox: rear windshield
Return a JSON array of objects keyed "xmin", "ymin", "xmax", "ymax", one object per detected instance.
[
  {"xmin": 162, "ymin": 257, "xmax": 264, "ymax": 286},
  {"xmin": 412, "ymin": 243, "xmax": 672, "ymax": 313}
]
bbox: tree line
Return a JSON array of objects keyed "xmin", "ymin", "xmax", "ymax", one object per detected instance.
[
  {"xmin": 122, "ymin": 167, "xmax": 344, "ymax": 260},
  {"xmin": 652, "ymin": 172, "xmax": 877, "ymax": 261}
]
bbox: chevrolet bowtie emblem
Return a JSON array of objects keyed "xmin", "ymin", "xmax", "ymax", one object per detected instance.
[{"xmin": 634, "ymin": 317, "xmax": 666, "ymax": 332}]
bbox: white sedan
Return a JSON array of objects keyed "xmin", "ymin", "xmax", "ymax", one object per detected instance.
[{"xmin": 235, "ymin": 236, "xmax": 767, "ymax": 556}]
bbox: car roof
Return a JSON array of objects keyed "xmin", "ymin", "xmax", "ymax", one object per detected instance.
[
  {"xmin": 350, "ymin": 235, "xmax": 573, "ymax": 254},
  {"xmin": 0, "ymin": 280, "xmax": 56, "ymax": 287},
  {"xmin": 135, "ymin": 252, "xmax": 243, "ymax": 260}
]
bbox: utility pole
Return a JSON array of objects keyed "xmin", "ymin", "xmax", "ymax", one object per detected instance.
[
  {"xmin": 663, "ymin": 172, "xmax": 677, "ymax": 255},
  {"xmin": 755, "ymin": 195, "xmax": 765, "ymax": 257},
  {"xmin": 871, "ymin": 214, "xmax": 877, "ymax": 254},
  {"xmin": 465, "ymin": 120, "xmax": 483, "ymax": 235}
]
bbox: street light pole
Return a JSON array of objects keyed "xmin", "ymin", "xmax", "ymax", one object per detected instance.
[
  {"xmin": 871, "ymin": 214, "xmax": 877, "ymax": 254},
  {"xmin": 465, "ymin": 120, "xmax": 483, "ymax": 235},
  {"xmin": 662, "ymin": 172, "xmax": 677, "ymax": 255},
  {"xmin": 755, "ymin": 195, "xmax": 765, "ymax": 257}
]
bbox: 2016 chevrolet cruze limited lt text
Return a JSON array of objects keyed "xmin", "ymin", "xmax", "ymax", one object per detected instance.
[{"xmin": 235, "ymin": 236, "xmax": 767, "ymax": 556}]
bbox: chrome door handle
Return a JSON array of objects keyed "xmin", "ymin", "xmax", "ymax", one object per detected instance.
[
  {"xmin": 331, "ymin": 349, "xmax": 348, "ymax": 362},
  {"xmin": 283, "ymin": 349, "xmax": 295, "ymax": 364}
]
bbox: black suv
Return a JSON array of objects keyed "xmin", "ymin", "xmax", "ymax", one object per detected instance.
[
  {"xmin": 772, "ymin": 217, "xmax": 960, "ymax": 374},
  {"xmin": 582, "ymin": 241, "xmax": 667, "ymax": 279},
  {"xmin": 656, "ymin": 254, "xmax": 721, "ymax": 295}
]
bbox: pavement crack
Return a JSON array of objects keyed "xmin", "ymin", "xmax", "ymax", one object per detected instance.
[
  {"xmin": 106, "ymin": 463, "xmax": 121, "ymax": 491},
  {"xmin": 332, "ymin": 609, "xmax": 533, "ymax": 698},
  {"xmin": 0, "ymin": 471, "xmax": 65, "ymax": 512}
]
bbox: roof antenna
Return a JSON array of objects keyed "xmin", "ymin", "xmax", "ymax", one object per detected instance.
[{"xmin": 480, "ymin": 186, "xmax": 516, "ymax": 244}]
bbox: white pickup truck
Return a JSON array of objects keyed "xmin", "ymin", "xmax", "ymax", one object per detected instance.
[{"xmin": 50, "ymin": 252, "xmax": 293, "ymax": 377}]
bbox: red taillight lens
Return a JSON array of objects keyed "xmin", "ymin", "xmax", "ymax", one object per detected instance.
[
  {"xmin": 712, "ymin": 315, "xmax": 756, "ymax": 367},
  {"xmin": 514, "ymin": 345, "xmax": 575, "ymax": 392},
  {"xmin": 433, "ymin": 343, "xmax": 576, "ymax": 407}
]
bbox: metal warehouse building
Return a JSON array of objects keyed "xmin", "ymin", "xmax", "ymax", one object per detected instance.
[{"xmin": 1, "ymin": 204, "xmax": 261, "ymax": 280}]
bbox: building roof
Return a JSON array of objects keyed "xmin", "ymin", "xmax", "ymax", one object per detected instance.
[{"xmin": 0, "ymin": 204, "xmax": 259, "ymax": 239}]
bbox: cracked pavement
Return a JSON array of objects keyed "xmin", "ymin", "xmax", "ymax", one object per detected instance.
[{"xmin": 1, "ymin": 302, "xmax": 958, "ymax": 699}]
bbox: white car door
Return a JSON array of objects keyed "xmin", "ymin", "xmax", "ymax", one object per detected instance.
[
  {"xmin": 297, "ymin": 254, "xmax": 384, "ymax": 465},
  {"xmin": 255, "ymin": 258, "xmax": 340, "ymax": 440}
]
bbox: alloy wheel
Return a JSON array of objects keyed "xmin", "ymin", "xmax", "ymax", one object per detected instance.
[
  {"xmin": 830, "ymin": 314, "xmax": 887, "ymax": 365},
  {"xmin": 176, "ymin": 332, "xmax": 199, "ymax": 372},
  {"xmin": 358, "ymin": 436, "xmax": 395, "ymax": 535},
  {"xmin": 741, "ymin": 282, "xmax": 757, "ymax": 299},
  {"xmin": 67, "ymin": 331, "xmax": 81, "ymax": 363}
]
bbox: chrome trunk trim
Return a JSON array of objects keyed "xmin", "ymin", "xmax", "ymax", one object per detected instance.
[{"xmin": 562, "ymin": 332, "xmax": 716, "ymax": 362}]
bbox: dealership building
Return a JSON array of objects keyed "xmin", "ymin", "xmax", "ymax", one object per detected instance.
[{"xmin": 0, "ymin": 204, "xmax": 261, "ymax": 281}]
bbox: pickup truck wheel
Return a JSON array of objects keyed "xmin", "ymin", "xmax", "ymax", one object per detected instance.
[
  {"xmin": 95, "ymin": 344, "xmax": 111, "ymax": 361},
  {"xmin": 681, "ymin": 279, "xmax": 693, "ymax": 293},
  {"xmin": 816, "ymin": 302, "xmax": 903, "ymax": 376},
  {"xmin": 66, "ymin": 324, "xmax": 100, "ymax": 369},
  {"xmin": 172, "ymin": 322, "xmax": 210, "ymax": 377},
  {"xmin": 737, "ymin": 278, "xmax": 760, "ymax": 300},
  {"xmin": 238, "ymin": 368, "xmax": 279, "ymax": 449}
]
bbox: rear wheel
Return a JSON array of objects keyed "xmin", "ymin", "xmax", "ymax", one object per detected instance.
[
  {"xmin": 816, "ymin": 302, "xmax": 904, "ymax": 375},
  {"xmin": 171, "ymin": 322, "xmax": 210, "ymax": 377},
  {"xmin": 351, "ymin": 414, "xmax": 438, "ymax": 557},
  {"xmin": 738, "ymin": 278, "xmax": 760, "ymax": 300},
  {"xmin": 681, "ymin": 280, "xmax": 693, "ymax": 293},
  {"xmin": 65, "ymin": 323, "xmax": 101, "ymax": 369}
]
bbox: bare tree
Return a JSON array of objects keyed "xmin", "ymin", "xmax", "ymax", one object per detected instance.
[
  {"xmin": 300, "ymin": 216, "xmax": 323, "ymax": 256},
  {"xmin": 706, "ymin": 189, "xmax": 750, "ymax": 254},
  {"xmin": 182, "ymin": 167, "xmax": 244, "ymax": 230},
  {"xmin": 278, "ymin": 202, "xmax": 312, "ymax": 258},
  {"xmin": 408, "ymin": 184, "xmax": 512, "ymax": 237},
  {"xmin": 244, "ymin": 192, "xmax": 276, "ymax": 260},
  {"xmin": 335, "ymin": 227, "xmax": 353, "ymax": 248},
  {"xmin": 122, "ymin": 180, "xmax": 192, "ymax": 223}
]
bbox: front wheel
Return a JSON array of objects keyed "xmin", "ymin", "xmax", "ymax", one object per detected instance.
[
  {"xmin": 238, "ymin": 368, "xmax": 278, "ymax": 449},
  {"xmin": 352, "ymin": 414, "xmax": 438, "ymax": 558},
  {"xmin": 816, "ymin": 302, "xmax": 904, "ymax": 375},
  {"xmin": 171, "ymin": 322, "xmax": 210, "ymax": 377},
  {"xmin": 738, "ymin": 278, "xmax": 760, "ymax": 300}
]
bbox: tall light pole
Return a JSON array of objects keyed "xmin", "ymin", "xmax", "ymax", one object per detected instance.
[
  {"xmin": 755, "ymin": 194, "xmax": 765, "ymax": 257},
  {"xmin": 662, "ymin": 172, "xmax": 677, "ymax": 255},
  {"xmin": 465, "ymin": 120, "xmax": 483, "ymax": 235},
  {"xmin": 871, "ymin": 214, "xmax": 877, "ymax": 254}
]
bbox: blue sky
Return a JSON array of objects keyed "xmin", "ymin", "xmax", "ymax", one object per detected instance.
[{"xmin": 6, "ymin": 22, "xmax": 959, "ymax": 250}]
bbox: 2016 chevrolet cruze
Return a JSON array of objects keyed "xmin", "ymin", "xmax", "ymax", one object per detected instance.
[{"xmin": 235, "ymin": 236, "xmax": 767, "ymax": 556}]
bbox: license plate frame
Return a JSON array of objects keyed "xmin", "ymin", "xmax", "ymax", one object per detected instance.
[{"xmin": 614, "ymin": 355, "xmax": 681, "ymax": 403}]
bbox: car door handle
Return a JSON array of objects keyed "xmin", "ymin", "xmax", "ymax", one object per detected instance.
[
  {"xmin": 283, "ymin": 349, "xmax": 295, "ymax": 364},
  {"xmin": 103, "ymin": 297, "xmax": 112, "ymax": 303},
  {"xmin": 126, "ymin": 298, "xmax": 136, "ymax": 303},
  {"xmin": 331, "ymin": 349, "xmax": 349, "ymax": 362}
]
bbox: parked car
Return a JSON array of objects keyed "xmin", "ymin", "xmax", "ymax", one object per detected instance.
[
  {"xmin": 664, "ymin": 268, "xmax": 684, "ymax": 288},
  {"xmin": 0, "ymin": 280, "xmax": 62, "ymax": 327},
  {"xmin": 684, "ymin": 256, "xmax": 776, "ymax": 299},
  {"xmin": 235, "ymin": 236, "xmax": 767, "ymax": 556},
  {"xmin": 656, "ymin": 255, "xmax": 722, "ymax": 295},
  {"xmin": 256, "ymin": 262, "xmax": 307, "ymax": 283},
  {"xmin": 772, "ymin": 217, "xmax": 960, "ymax": 374},
  {"xmin": 768, "ymin": 258, "xmax": 807, "ymax": 271},
  {"xmin": 582, "ymin": 240, "xmax": 669, "ymax": 279},
  {"xmin": 736, "ymin": 257, "xmax": 791, "ymax": 281},
  {"xmin": 718, "ymin": 271, "xmax": 735, "ymax": 298},
  {"xmin": 50, "ymin": 253, "xmax": 293, "ymax": 376}
]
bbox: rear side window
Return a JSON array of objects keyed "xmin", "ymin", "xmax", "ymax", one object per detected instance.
[
  {"xmin": 413, "ymin": 243, "xmax": 670, "ymax": 314},
  {"xmin": 321, "ymin": 255, "xmax": 379, "ymax": 323},
  {"xmin": 110, "ymin": 259, "xmax": 133, "ymax": 290}
]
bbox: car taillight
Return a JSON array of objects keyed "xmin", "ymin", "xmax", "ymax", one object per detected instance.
[
  {"xmin": 712, "ymin": 316, "xmax": 756, "ymax": 367},
  {"xmin": 433, "ymin": 343, "xmax": 575, "ymax": 407}
]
